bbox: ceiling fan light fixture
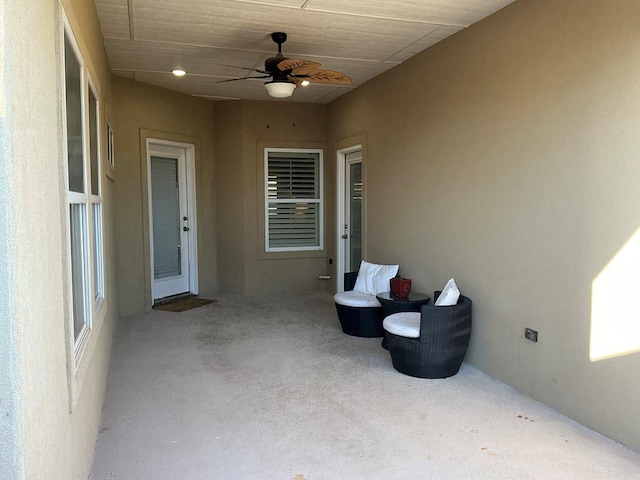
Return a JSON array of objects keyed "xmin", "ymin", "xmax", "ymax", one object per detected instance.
[{"xmin": 264, "ymin": 81, "xmax": 296, "ymax": 98}]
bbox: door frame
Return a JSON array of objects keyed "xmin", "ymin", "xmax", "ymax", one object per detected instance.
[
  {"xmin": 336, "ymin": 144, "xmax": 363, "ymax": 292},
  {"xmin": 146, "ymin": 138, "xmax": 198, "ymax": 303}
]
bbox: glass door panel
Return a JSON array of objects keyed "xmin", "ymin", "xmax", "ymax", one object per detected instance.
[
  {"xmin": 151, "ymin": 156, "xmax": 182, "ymax": 280},
  {"xmin": 348, "ymin": 161, "xmax": 362, "ymax": 271}
]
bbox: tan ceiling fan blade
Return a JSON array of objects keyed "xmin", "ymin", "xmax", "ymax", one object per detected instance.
[
  {"xmin": 304, "ymin": 69, "xmax": 351, "ymax": 85},
  {"xmin": 278, "ymin": 58, "xmax": 322, "ymax": 72},
  {"xmin": 291, "ymin": 65, "xmax": 324, "ymax": 76}
]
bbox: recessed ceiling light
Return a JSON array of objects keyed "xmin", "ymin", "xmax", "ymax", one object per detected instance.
[
  {"xmin": 172, "ymin": 69, "xmax": 186, "ymax": 77},
  {"xmin": 301, "ymin": 80, "xmax": 310, "ymax": 87}
]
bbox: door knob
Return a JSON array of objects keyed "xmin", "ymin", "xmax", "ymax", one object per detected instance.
[{"xmin": 183, "ymin": 226, "xmax": 190, "ymax": 231}]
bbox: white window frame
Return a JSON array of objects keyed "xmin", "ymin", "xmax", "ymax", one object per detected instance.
[
  {"xmin": 106, "ymin": 120, "xmax": 115, "ymax": 176},
  {"xmin": 264, "ymin": 147, "xmax": 324, "ymax": 253},
  {"xmin": 62, "ymin": 15, "xmax": 105, "ymax": 365},
  {"xmin": 88, "ymin": 77, "xmax": 105, "ymax": 316}
]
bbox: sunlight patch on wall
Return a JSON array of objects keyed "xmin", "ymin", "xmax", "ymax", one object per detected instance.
[{"xmin": 591, "ymin": 227, "xmax": 640, "ymax": 361}]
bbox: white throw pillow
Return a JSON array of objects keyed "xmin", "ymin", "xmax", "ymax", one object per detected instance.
[
  {"xmin": 353, "ymin": 260, "xmax": 399, "ymax": 296},
  {"xmin": 434, "ymin": 278, "xmax": 460, "ymax": 306}
]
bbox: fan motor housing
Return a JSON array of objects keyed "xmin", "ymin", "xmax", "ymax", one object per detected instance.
[{"xmin": 265, "ymin": 55, "xmax": 291, "ymax": 81}]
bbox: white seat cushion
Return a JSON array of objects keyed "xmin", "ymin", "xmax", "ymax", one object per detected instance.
[
  {"xmin": 383, "ymin": 312, "xmax": 421, "ymax": 338},
  {"xmin": 334, "ymin": 291, "xmax": 382, "ymax": 308}
]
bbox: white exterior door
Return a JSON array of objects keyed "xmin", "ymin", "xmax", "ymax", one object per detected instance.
[
  {"xmin": 148, "ymin": 141, "xmax": 197, "ymax": 301},
  {"xmin": 337, "ymin": 146, "xmax": 363, "ymax": 292}
]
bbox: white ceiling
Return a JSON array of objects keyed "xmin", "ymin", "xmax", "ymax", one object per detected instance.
[{"xmin": 94, "ymin": 0, "xmax": 516, "ymax": 104}]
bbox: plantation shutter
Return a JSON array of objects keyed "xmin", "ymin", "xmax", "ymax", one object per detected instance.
[{"xmin": 266, "ymin": 151, "xmax": 321, "ymax": 250}]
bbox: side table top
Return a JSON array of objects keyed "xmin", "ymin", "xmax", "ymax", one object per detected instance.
[{"xmin": 376, "ymin": 291, "xmax": 430, "ymax": 304}]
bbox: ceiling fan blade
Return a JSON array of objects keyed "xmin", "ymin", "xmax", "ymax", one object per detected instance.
[
  {"xmin": 301, "ymin": 69, "xmax": 351, "ymax": 85},
  {"xmin": 217, "ymin": 75, "xmax": 272, "ymax": 83},
  {"xmin": 220, "ymin": 64, "xmax": 269, "ymax": 75},
  {"xmin": 291, "ymin": 65, "xmax": 324, "ymax": 76},
  {"xmin": 277, "ymin": 58, "xmax": 321, "ymax": 72}
]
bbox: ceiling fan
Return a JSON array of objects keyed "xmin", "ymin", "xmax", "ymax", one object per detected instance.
[{"xmin": 219, "ymin": 32, "xmax": 351, "ymax": 98}]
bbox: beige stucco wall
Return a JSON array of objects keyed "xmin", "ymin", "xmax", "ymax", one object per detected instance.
[
  {"xmin": 214, "ymin": 101, "xmax": 246, "ymax": 293},
  {"xmin": 113, "ymin": 77, "xmax": 216, "ymax": 316},
  {"xmin": 328, "ymin": 0, "xmax": 640, "ymax": 452},
  {"xmin": 0, "ymin": 0, "xmax": 118, "ymax": 478},
  {"xmin": 114, "ymin": 85, "xmax": 331, "ymax": 307},
  {"xmin": 215, "ymin": 101, "xmax": 333, "ymax": 294}
]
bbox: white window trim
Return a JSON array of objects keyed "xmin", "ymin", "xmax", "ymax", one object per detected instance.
[
  {"xmin": 88, "ymin": 76, "xmax": 105, "ymax": 317},
  {"xmin": 106, "ymin": 120, "xmax": 115, "ymax": 176},
  {"xmin": 63, "ymin": 16, "xmax": 90, "ymax": 364},
  {"xmin": 264, "ymin": 147, "xmax": 324, "ymax": 253},
  {"xmin": 62, "ymin": 14, "xmax": 106, "ymax": 369}
]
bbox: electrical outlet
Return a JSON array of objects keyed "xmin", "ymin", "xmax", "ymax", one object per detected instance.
[{"xmin": 524, "ymin": 328, "xmax": 538, "ymax": 342}]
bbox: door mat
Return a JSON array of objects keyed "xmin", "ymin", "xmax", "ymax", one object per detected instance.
[{"xmin": 153, "ymin": 297, "xmax": 218, "ymax": 312}]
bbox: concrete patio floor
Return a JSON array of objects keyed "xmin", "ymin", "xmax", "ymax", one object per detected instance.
[{"xmin": 89, "ymin": 292, "xmax": 640, "ymax": 479}]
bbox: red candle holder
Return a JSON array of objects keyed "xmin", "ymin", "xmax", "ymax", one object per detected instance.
[{"xmin": 390, "ymin": 277, "xmax": 412, "ymax": 298}]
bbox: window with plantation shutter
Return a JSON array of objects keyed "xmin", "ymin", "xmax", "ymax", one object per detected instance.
[{"xmin": 265, "ymin": 148, "xmax": 323, "ymax": 252}]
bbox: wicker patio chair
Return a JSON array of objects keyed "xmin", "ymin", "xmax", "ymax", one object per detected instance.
[
  {"xmin": 383, "ymin": 292, "xmax": 472, "ymax": 378},
  {"xmin": 334, "ymin": 271, "xmax": 385, "ymax": 337}
]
